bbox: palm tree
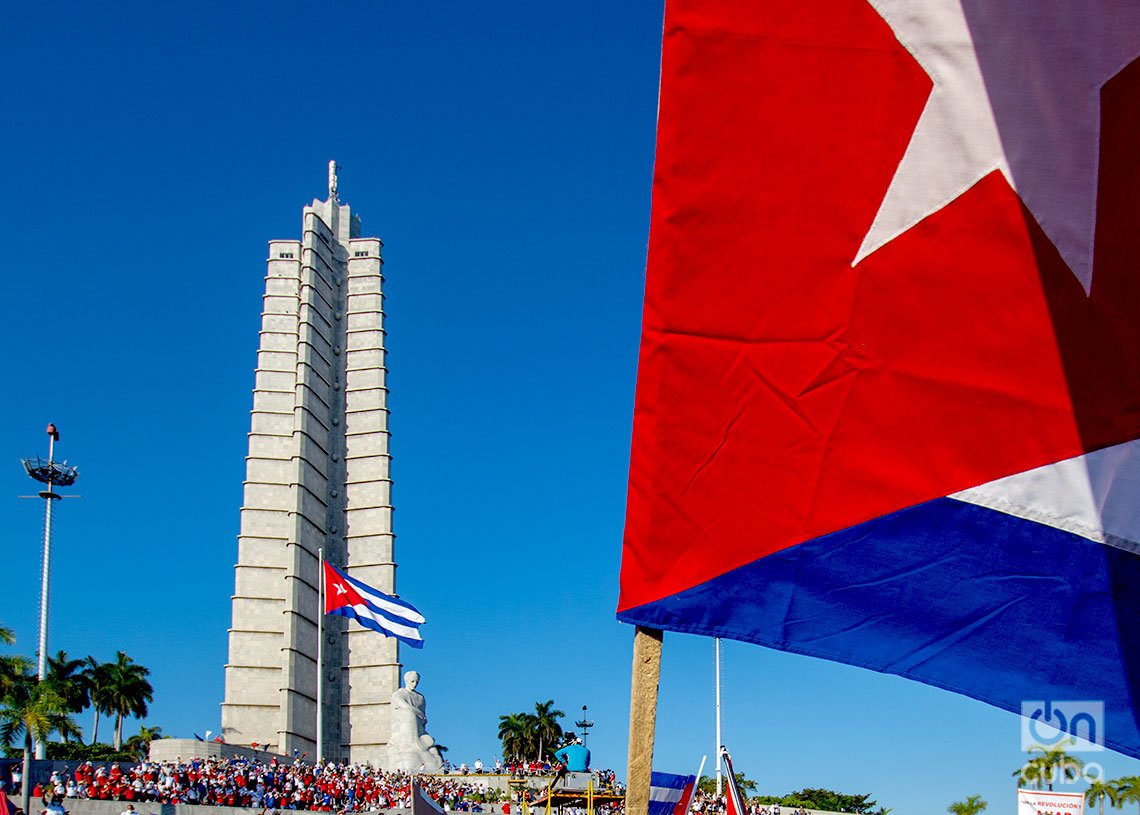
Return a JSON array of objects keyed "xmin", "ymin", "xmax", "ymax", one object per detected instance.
[
  {"xmin": 498, "ymin": 712, "xmax": 535, "ymax": 761},
  {"xmin": 0, "ymin": 669, "xmax": 77, "ymax": 815},
  {"xmin": 1117, "ymin": 776, "xmax": 1140, "ymax": 815},
  {"xmin": 0, "ymin": 629, "xmax": 29, "ymax": 702},
  {"xmin": 100, "ymin": 651, "xmax": 153, "ymax": 749},
  {"xmin": 82, "ymin": 656, "xmax": 111, "ymax": 743},
  {"xmin": 532, "ymin": 700, "xmax": 564, "ymax": 762},
  {"xmin": 1028, "ymin": 745, "xmax": 1085, "ymax": 791},
  {"xmin": 1013, "ymin": 758, "xmax": 1049, "ymax": 790},
  {"xmin": 45, "ymin": 650, "xmax": 90, "ymax": 741},
  {"xmin": 124, "ymin": 725, "xmax": 164, "ymax": 760},
  {"xmin": 1087, "ymin": 779, "xmax": 1122, "ymax": 815},
  {"xmin": 947, "ymin": 795, "xmax": 987, "ymax": 815}
]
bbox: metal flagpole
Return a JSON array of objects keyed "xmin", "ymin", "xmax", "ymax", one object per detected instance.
[
  {"xmin": 317, "ymin": 547, "xmax": 324, "ymax": 763},
  {"xmin": 692, "ymin": 755, "xmax": 708, "ymax": 807},
  {"xmin": 715, "ymin": 638, "xmax": 722, "ymax": 796}
]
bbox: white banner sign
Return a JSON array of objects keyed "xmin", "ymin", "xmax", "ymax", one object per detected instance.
[{"xmin": 1018, "ymin": 790, "xmax": 1084, "ymax": 815}]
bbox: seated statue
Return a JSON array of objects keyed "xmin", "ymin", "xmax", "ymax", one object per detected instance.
[{"xmin": 388, "ymin": 670, "xmax": 444, "ymax": 772}]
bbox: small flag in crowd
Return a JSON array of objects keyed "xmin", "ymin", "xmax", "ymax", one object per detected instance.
[
  {"xmin": 648, "ymin": 772, "xmax": 697, "ymax": 815},
  {"xmin": 323, "ymin": 561, "xmax": 426, "ymax": 648},
  {"xmin": 721, "ymin": 749, "xmax": 746, "ymax": 815}
]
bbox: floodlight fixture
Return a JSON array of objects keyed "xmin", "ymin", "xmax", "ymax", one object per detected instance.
[{"xmin": 574, "ymin": 704, "xmax": 595, "ymax": 747}]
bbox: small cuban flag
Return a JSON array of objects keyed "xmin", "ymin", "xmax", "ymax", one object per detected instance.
[
  {"xmin": 323, "ymin": 561, "xmax": 426, "ymax": 648},
  {"xmin": 648, "ymin": 772, "xmax": 697, "ymax": 815}
]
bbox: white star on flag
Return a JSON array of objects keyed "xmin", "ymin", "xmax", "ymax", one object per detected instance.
[
  {"xmin": 857, "ymin": 0, "xmax": 1140, "ymax": 293},
  {"xmin": 334, "ymin": 582, "xmax": 347, "ymax": 596}
]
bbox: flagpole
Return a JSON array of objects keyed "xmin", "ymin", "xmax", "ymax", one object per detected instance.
[
  {"xmin": 694, "ymin": 755, "xmax": 707, "ymax": 786},
  {"xmin": 714, "ymin": 638, "xmax": 722, "ymax": 796},
  {"xmin": 625, "ymin": 626, "xmax": 663, "ymax": 815},
  {"xmin": 317, "ymin": 547, "xmax": 324, "ymax": 764},
  {"xmin": 691, "ymin": 755, "xmax": 707, "ymax": 808}
]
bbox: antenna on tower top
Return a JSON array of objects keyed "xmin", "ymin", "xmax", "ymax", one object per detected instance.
[{"xmin": 328, "ymin": 160, "xmax": 339, "ymax": 201}]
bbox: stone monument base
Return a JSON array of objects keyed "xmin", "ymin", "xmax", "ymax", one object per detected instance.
[{"xmin": 148, "ymin": 738, "xmax": 289, "ymax": 763}]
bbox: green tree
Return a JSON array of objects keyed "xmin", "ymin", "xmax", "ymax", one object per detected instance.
[
  {"xmin": 1013, "ymin": 758, "xmax": 1050, "ymax": 790},
  {"xmin": 1116, "ymin": 776, "xmax": 1140, "ymax": 815},
  {"xmin": 0, "ymin": 669, "xmax": 78, "ymax": 815},
  {"xmin": 698, "ymin": 774, "xmax": 758, "ymax": 797},
  {"xmin": 532, "ymin": 700, "xmax": 564, "ymax": 761},
  {"xmin": 82, "ymin": 655, "xmax": 111, "ymax": 744},
  {"xmin": 1028, "ymin": 746, "xmax": 1085, "ymax": 791},
  {"xmin": 46, "ymin": 740, "xmax": 135, "ymax": 761},
  {"xmin": 780, "ymin": 789, "xmax": 877, "ymax": 813},
  {"xmin": 123, "ymin": 725, "xmax": 164, "ymax": 760},
  {"xmin": 948, "ymin": 794, "xmax": 987, "ymax": 815},
  {"xmin": 1087, "ymin": 779, "xmax": 1122, "ymax": 815},
  {"xmin": 100, "ymin": 651, "xmax": 154, "ymax": 750},
  {"xmin": 0, "ymin": 627, "xmax": 30, "ymax": 702},
  {"xmin": 45, "ymin": 650, "xmax": 91, "ymax": 741},
  {"xmin": 498, "ymin": 712, "xmax": 536, "ymax": 761}
]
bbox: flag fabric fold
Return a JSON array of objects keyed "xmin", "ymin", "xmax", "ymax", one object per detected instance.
[
  {"xmin": 323, "ymin": 561, "xmax": 425, "ymax": 648},
  {"xmin": 619, "ymin": 0, "xmax": 1140, "ymax": 759},
  {"xmin": 648, "ymin": 772, "xmax": 697, "ymax": 815}
]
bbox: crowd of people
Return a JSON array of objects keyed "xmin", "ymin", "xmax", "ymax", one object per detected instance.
[
  {"xmin": 2, "ymin": 757, "xmax": 785, "ymax": 815},
  {"xmin": 18, "ymin": 757, "xmax": 625, "ymax": 814},
  {"xmin": 26, "ymin": 758, "xmax": 511, "ymax": 812},
  {"xmin": 689, "ymin": 791, "xmax": 812, "ymax": 815}
]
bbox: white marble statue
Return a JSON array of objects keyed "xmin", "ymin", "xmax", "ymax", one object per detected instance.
[{"xmin": 388, "ymin": 670, "xmax": 444, "ymax": 772}]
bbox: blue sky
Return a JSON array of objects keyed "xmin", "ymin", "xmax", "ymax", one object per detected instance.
[{"xmin": 1, "ymin": 3, "xmax": 1137, "ymax": 814}]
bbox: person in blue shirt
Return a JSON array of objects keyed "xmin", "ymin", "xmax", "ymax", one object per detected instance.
[{"xmin": 553, "ymin": 738, "xmax": 590, "ymax": 773}]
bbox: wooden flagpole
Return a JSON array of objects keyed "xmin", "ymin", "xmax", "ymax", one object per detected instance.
[{"xmin": 626, "ymin": 626, "xmax": 664, "ymax": 815}]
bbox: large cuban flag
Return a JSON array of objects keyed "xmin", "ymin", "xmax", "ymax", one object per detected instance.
[
  {"xmin": 324, "ymin": 561, "xmax": 426, "ymax": 648},
  {"xmin": 618, "ymin": 0, "xmax": 1140, "ymax": 757}
]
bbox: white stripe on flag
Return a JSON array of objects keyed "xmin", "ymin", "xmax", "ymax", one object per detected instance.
[
  {"xmin": 350, "ymin": 602, "xmax": 424, "ymax": 641},
  {"xmin": 346, "ymin": 574, "xmax": 427, "ymax": 624}
]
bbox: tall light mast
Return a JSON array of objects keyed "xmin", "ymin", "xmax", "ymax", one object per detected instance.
[{"xmin": 22, "ymin": 423, "xmax": 79, "ymax": 759}]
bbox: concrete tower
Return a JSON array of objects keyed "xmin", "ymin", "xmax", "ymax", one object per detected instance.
[{"xmin": 222, "ymin": 164, "xmax": 399, "ymax": 765}]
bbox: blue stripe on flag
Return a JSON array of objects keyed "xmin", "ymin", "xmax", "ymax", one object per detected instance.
[
  {"xmin": 329, "ymin": 604, "xmax": 425, "ymax": 649},
  {"xmin": 351, "ymin": 594, "xmax": 426, "ymax": 633},
  {"xmin": 618, "ymin": 497, "xmax": 1140, "ymax": 759},
  {"xmin": 649, "ymin": 773, "xmax": 691, "ymax": 790},
  {"xmin": 648, "ymin": 772, "xmax": 693, "ymax": 815},
  {"xmin": 342, "ymin": 570, "xmax": 426, "ymax": 623}
]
